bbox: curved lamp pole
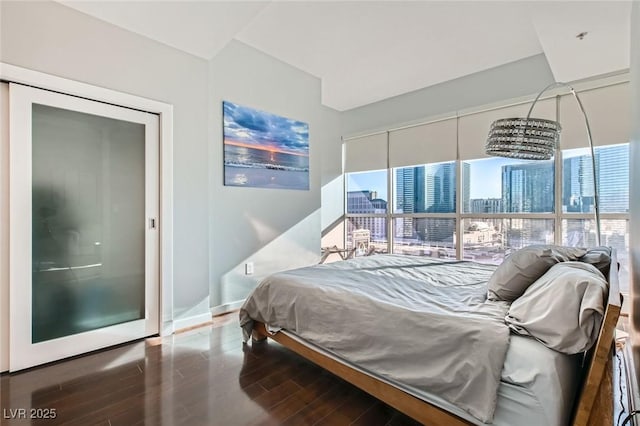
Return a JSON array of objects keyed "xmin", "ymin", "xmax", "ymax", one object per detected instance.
[{"xmin": 485, "ymin": 82, "xmax": 601, "ymax": 246}]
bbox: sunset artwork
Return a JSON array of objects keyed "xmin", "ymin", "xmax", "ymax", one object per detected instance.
[{"xmin": 223, "ymin": 101, "xmax": 309, "ymax": 190}]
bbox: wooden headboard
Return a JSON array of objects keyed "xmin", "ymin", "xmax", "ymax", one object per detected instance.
[{"xmin": 573, "ymin": 248, "xmax": 622, "ymax": 426}]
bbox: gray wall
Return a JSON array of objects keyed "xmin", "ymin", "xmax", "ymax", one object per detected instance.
[
  {"xmin": 342, "ymin": 54, "xmax": 555, "ymax": 137},
  {"xmin": 208, "ymin": 41, "xmax": 342, "ymax": 306},
  {"xmin": 0, "ymin": 1, "xmax": 344, "ymax": 319},
  {"xmin": 630, "ymin": 1, "xmax": 640, "ymax": 367},
  {"xmin": 0, "ymin": 0, "xmax": 211, "ymax": 322}
]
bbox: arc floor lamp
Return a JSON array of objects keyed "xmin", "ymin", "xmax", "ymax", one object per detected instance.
[{"xmin": 485, "ymin": 82, "xmax": 601, "ymax": 246}]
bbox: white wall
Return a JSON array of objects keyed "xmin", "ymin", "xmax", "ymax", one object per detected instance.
[
  {"xmin": 208, "ymin": 41, "xmax": 342, "ymax": 306},
  {"xmin": 0, "ymin": 83, "xmax": 9, "ymax": 371},
  {"xmin": 629, "ymin": 1, "xmax": 640, "ymax": 365},
  {"xmin": 0, "ymin": 0, "xmax": 209, "ymax": 324}
]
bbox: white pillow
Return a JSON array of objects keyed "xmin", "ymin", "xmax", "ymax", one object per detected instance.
[
  {"xmin": 579, "ymin": 246, "xmax": 612, "ymax": 277},
  {"xmin": 505, "ymin": 262, "xmax": 607, "ymax": 354},
  {"xmin": 487, "ymin": 245, "xmax": 586, "ymax": 302}
]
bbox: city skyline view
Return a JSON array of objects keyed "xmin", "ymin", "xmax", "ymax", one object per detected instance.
[
  {"xmin": 345, "ymin": 144, "xmax": 630, "ymax": 290},
  {"xmin": 347, "ymin": 143, "xmax": 629, "ymax": 214},
  {"xmin": 347, "ymin": 157, "xmax": 542, "ymax": 201}
]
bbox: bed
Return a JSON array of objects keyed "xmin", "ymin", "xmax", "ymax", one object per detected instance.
[{"xmin": 239, "ymin": 246, "xmax": 621, "ymax": 426}]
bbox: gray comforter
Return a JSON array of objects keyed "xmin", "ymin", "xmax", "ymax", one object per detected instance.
[{"xmin": 240, "ymin": 254, "xmax": 511, "ymax": 423}]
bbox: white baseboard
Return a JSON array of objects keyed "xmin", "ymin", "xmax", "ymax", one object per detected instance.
[
  {"xmin": 160, "ymin": 320, "xmax": 174, "ymax": 337},
  {"xmin": 211, "ymin": 300, "xmax": 245, "ymax": 317},
  {"xmin": 622, "ymin": 292, "xmax": 631, "ymax": 315},
  {"xmin": 172, "ymin": 312, "xmax": 213, "ymax": 332}
]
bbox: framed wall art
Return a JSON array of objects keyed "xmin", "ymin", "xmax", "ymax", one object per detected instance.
[{"xmin": 223, "ymin": 101, "xmax": 309, "ymax": 190}]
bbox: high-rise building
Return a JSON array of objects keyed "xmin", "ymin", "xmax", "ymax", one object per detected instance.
[
  {"xmin": 395, "ymin": 168, "xmax": 415, "ymax": 213},
  {"xmin": 423, "ymin": 162, "xmax": 456, "ymax": 213},
  {"xmin": 563, "ymin": 155, "xmax": 594, "ymax": 212},
  {"xmin": 394, "ymin": 162, "xmax": 457, "ymax": 239},
  {"xmin": 462, "ymin": 162, "xmax": 470, "ymax": 213},
  {"xmin": 395, "ymin": 168, "xmax": 416, "ymax": 238},
  {"xmin": 469, "ymin": 198, "xmax": 503, "ymax": 213},
  {"xmin": 596, "ymin": 144, "xmax": 629, "ymax": 213},
  {"xmin": 502, "ymin": 162, "xmax": 554, "ymax": 213},
  {"xmin": 562, "ymin": 144, "xmax": 629, "ymax": 213},
  {"xmin": 500, "ymin": 161, "xmax": 556, "ymax": 248},
  {"xmin": 419, "ymin": 218, "xmax": 455, "ymax": 246},
  {"xmin": 395, "ymin": 163, "xmax": 457, "ymax": 214},
  {"xmin": 346, "ymin": 190, "xmax": 387, "ymax": 239},
  {"xmin": 347, "ymin": 190, "xmax": 387, "ymax": 212}
]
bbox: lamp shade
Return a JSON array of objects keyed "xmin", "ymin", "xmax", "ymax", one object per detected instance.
[{"xmin": 485, "ymin": 117, "xmax": 561, "ymax": 160}]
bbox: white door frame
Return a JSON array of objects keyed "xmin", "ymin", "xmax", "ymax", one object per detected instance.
[{"xmin": 0, "ymin": 63, "xmax": 174, "ymax": 371}]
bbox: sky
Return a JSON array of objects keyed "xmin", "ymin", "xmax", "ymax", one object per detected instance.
[
  {"xmin": 347, "ymin": 170, "xmax": 388, "ymax": 200},
  {"xmin": 467, "ymin": 158, "xmax": 520, "ymax": 198},
  {"xmin": 347, "ymin": 157, "xmax": 558, "ymax": 201},
  {"xmin": 223, "ymin": 101, "xmax": 309, "ymax": 156}
]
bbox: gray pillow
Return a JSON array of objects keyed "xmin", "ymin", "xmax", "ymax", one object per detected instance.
[
  {"xmin": 579, "ymin": 246, "xmax": 611, "ymax": 278},
  {"xmin": 487, "ymin": 245, "xmax": 587, "ymax": 301},
  {"xmin": 505, "ymin": 262, "xmax": 607, "ymax": 354}
]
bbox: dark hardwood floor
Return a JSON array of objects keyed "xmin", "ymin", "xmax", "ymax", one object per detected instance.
[{"xmin": 0, "ymin": 314, "xmax": 420, "ymax": 426}]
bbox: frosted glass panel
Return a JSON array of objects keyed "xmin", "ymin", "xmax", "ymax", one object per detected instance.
[{"xmin": 32, "ymin": 104, "xmax": 145, "ymax": 343}]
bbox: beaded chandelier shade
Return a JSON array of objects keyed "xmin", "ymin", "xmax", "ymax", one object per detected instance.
[{"xmin": 485, "ymin": 118, "xmax": 561, "ymax": 160}]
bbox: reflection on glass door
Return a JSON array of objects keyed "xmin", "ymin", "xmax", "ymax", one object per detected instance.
[
  {"xmin": 10, "ymin": 84, "xmax": 159, "ymax": 371},
  {"xmin": 32, "ymin": 104, "xmax": 146, "ymax": 343}
]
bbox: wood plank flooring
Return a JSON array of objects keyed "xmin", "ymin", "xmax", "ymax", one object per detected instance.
[{"xmin": 0, "ymin": 314, "xmax": 420, "ymax": 426}]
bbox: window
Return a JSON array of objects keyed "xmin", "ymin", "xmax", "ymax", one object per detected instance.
[
  {"xmin": 346, "ymin": 170, "xmax": 387, "ymax": 214},
  {"xmin": 391, "ymin": 161, "xmax": 456, "ymax": 258},
  {"xmin": 462, "ymin": 218, "xmax": 555, "ymax": 264},
  {"xmin": 461, "ymin": 157, "xmax": 555, "ymax": 265},
  {"xmin": 393, "ymin": 218, "xmax": 456, "ymax": 258},
  {"xmin": 346, "ymin": 217, "xmax": 388, "ymax": 253},
  {"xmin": 562, "ymin": 144, "xmax": 629, "ymax": 213},
  {"xmin": 464, "ymin": 157, "xmax": 554, "ymax": 214},
  {"xmin": 561, "ymin": 144, "xmax": 630, "ymax": 291},
  {"xmin": 342, "ymin": 82, "xmax": 631, "ymax": 292},
  {"xmin": 345, "ymin": 170, "xmax": 388, "ymax": 253},
  {"xmin": 393, "ymin": 162, "xmax": 456, "ymax": 214},
  {"xmin": 344, "ymin": 144, "xmax": 629, "ymax": 291}
]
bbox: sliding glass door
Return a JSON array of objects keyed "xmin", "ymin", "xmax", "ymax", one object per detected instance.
[{"xmin": 9, "ymin": 83, "xmax": 159, "ymax": 371}]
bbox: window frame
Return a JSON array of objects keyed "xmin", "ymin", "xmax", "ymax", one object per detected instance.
[{"xmin": 343, "ymin": 144, "xmax": 630, "ymax": 292}]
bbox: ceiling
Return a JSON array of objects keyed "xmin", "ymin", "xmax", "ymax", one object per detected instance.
[{"xmin": 58, "ymin": 1, "xmax": 632, "ymax": 111}]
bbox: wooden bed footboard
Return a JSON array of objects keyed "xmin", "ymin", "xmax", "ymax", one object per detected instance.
[
  {"xmin": 251, "ymin": 250, "xmax": 621, "ymax": 426},
  {"xmin": 251, "ymin": 322, "xmax": 471, "ymax": 426}
]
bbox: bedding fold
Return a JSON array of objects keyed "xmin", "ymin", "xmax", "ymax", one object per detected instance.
[{"xmin": 240, "ymin": 254, "xmax": 510, "ymax": 423}]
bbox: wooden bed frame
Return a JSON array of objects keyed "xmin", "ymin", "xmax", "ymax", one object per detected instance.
[{"xmin": 252, "ymin": 251, "xmax": 622, "ymax": 426}]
